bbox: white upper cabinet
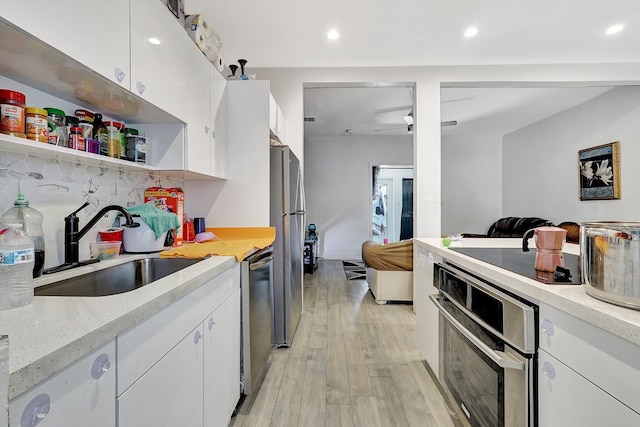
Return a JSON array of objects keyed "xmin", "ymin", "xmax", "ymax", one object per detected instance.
[
  {"xmin": 0, "ymin": 0, "xmax": 130, "ymax": 88},
  {"xmin": 0, "ymin": 0, "xmax": 227, "ymax": 179},
  {"xmin": 184, "ymin": 46, "xmax": 213, "ymax": 176},
  {"xmin": 210, "ymin": 68, "xmax": 228, "ymax": 179},
  {"xmin": 129, "ymin": 0, "xmax": 189, "ymax": 121},
  {"xmin": 269, "ymin": 93, "xmax": 285, "ymax": 142}
]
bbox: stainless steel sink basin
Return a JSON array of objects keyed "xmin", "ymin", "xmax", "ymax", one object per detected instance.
[{"xmin": 35, "ymin": 257, "xmax": 205, "ymax": 297}]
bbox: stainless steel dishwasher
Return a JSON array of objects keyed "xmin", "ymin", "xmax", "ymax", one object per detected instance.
[{"xmin": 239, "ymin": 246, "xmax": 274, "ymax": 403}]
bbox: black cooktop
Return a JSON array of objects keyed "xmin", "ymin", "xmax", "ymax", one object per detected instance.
[{"xmin": 449, "ymin": 247, "xmax": 582, "ymax": 285}]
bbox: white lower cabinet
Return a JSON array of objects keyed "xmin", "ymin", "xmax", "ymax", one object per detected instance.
[
  {"xmin": 9, "ymin": 340, "xmax": 115, "ymax": 427},
  {"xmin": 117, "ymin": 263, "xmax": 241, "ymax": 427},
  {"xmin": 117, "ymin": 326, "xmax": 205, "ymax": 427},
  {"xmin": 538, "ymin": 349, "xmax": 640, "ymax": 427},
  {"xmin": 204, "ymin": 288, "xmax": 241, "ymax": 426},
  {"xmin": 414, "ymin": 246, "xmax": 440, "ymax": 376},
  {"xmin": 538, "ymin": 303, "xmax": 640, "ymax": 425}
]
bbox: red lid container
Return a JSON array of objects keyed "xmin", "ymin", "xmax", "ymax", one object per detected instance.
[
  {"xmin": 0, "ymin": 89, "xmax": 26, "ymax": 105},
  {"xmin": 104, "ymin": 121, "xmax": 125, "ymax": 131},
  {"xmin": 75, "ymin": 109, "xmax": 94, "ymax": 122}
]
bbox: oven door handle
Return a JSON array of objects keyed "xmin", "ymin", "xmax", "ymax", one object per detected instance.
[{"xmin": 430, "ymin": 294, "xmax": 525, "ymax": 371}]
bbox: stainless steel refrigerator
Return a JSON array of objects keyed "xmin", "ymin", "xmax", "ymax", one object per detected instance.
[{"xmin": 270, "ymin": 145, "xmax": 305, "ymax": 346}]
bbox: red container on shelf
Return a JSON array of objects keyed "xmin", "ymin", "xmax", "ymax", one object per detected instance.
[
  {"xmin": 69, "ymin": 126, "xmax": 85, "ymax": 151},
  {"xmin": 0, "ymin": 89, "xmax": 26, "ymax": 138}
]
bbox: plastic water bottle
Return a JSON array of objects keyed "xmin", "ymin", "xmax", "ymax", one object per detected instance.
[
  {"xmin": 1, "ymin": 192, "xmax": 45, "ymax": 277},
  {"xmin": 0, "ymin": 224, "xmax": 35, "ymax": 310}
]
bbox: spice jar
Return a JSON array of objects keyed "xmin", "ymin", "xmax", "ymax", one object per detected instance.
[
  {"xmin": 104, "ymin": 121, "xmax": 124, "ymax": 159},
  {"xmin": 125, "ymin": 128, "xmax": 146, "ymax": 163},
  {"xmin": 75, "ymin": 109, "xmax": 94, "ymax": 139},
  {"xmin": 44, "ymin": 107, "xmax": 68, "ymax": 147},
  {"xmin": 0, "ymin": 89, "xmax": 26, "ymax": 138},
  {"xmin": 25, "ymin": 107, "xmax": 48, "ymax": 143},
  {"xmin": 69, "ymin": 126, "xmax": 85, "ymax": 151}
]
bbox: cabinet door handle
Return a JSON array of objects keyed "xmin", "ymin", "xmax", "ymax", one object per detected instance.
[
  {"xmin": 542, "ymin": 360, "xmax": 556, "ymax": 380},
  {"xmin": 208, "ymin": 318, "xmax": 215, "ymax": 330},
  {"xmin": 193, "ymin": 330, "xmax": 202, "ymax": 344},
  {"xmin": 136, "ymin": 81, "xmax": 146, "ymax": 95},
  {"xmin": 541, "ymin": 319, "xmax": 555, "ymax": 336},
  {"xmin": 21, "ymin": 393, "xmax": 51, "ymax": 427},
  {"xmin": 91, "ymin": 353, "xmax": 111, "ymax": 379},
  {"xmin": 114, "ymin": 67, "xmax": 126, "ymax": 83}
]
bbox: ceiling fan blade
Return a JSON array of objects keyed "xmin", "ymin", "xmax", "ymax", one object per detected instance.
[
  {"xmin": 373, "ymin": 105, "xmax": 413, "ymax": 115},
  {"xmin": 373, "ymin": 126, "xmax": 406, "ymax": 132}
]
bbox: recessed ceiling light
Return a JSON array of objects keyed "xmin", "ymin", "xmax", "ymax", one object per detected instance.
[
  {"xmin": 605, "ymin": 24, "xmax": 624, "ymax": 35},
  {"xmin": 148, "ymin": 37, "xmax": 161, "ymax": 45},
  {"xmin": 327, "ymin": 30, "xmax": 339, "ymax": 40},
  {"xmin": 464, "ymin": 27, "xmax": 479, "ymax": 38}
]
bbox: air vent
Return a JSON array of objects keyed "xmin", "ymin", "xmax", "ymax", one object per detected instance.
[{"xmin": 304, "ymin": 116, "xmax": 316, "ymax": 122}]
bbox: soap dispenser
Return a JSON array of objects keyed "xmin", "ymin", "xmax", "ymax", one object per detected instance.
[{"xmin": 1, "ymin": 192, "xmax": 45, "ymax": 277}]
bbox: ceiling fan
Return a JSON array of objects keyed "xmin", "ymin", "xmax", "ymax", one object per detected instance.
[{"xmin": 373, "ymin": 112, "xmax": 457, "ymax": 133}]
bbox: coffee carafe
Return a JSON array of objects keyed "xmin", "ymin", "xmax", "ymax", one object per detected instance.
[{"xmin": 522, "ymin": 226, "xmax": 567, "ymax": 272}]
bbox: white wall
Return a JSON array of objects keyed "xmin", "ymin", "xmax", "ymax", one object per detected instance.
[
  {"xmin": 441, "ymin": 135, "xmax": 503, "ymax": 235},
  {"xmin": 503, "ymin": 86, "xmax": 640, "ymax": 223},
  {"xmin": 256, "ymin": 64, "xmax": 640, "ymax": 239},
  {"xmin": 256, "ymin": 64, "xmax": 640, "ymax": 244},
  {"xmin": 305, "ymin": 136, "xmax": 412, "ymax": 260}
]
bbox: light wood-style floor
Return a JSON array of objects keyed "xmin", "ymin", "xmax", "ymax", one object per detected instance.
[{"xmin": 230, "ymin": 260, "xmax": 461, "ymax": 427}]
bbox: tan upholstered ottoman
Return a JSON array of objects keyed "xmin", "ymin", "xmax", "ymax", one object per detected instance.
[{"xmin": 365, "ymin": 268, "xmax": 413, "ymax": 305}]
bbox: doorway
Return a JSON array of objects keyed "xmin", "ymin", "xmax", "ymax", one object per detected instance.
[
  {"xmin": 302, "ymin": 83, "xmax": 415, "ymax": 260},
  {"xmin": 371, "ymin": 165, "xmax": 414, "ymax": 244}
]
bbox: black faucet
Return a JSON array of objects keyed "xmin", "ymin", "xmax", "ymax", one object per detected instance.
[{"xmin": 43, "ymin": 202, "xmax": 139, "ymax": 274}]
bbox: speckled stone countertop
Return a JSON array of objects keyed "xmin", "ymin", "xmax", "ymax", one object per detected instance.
[
  {"xmin": 0, "ymin": 253, "xmax": 236, "ymax": 400},
  {"xmin": 415, "ymin": 238, "xmax": 640, "ymax": 347}
]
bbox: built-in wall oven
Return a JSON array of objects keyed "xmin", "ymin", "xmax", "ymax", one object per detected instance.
[{"xmin": 430, "ymin": 261, "xmax": 537, "ymax": 427}]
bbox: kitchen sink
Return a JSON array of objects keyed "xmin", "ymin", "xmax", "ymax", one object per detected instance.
[{"xmin": 35, "ymin": 257, "xmax": 205, "ymax": 297}]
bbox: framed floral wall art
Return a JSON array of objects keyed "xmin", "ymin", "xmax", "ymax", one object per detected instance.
[{"xmin": 578, "ymin": 141, "xmax": 621, "ymax": 200}]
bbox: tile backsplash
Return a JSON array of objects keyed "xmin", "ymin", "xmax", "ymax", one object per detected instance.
[{"xmin": 0, "ymin": 149, "xmax": 183, "ymax": 269}]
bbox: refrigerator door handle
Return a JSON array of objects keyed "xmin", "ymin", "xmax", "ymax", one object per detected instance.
[{"xmin": 298, "ymin": 167, "xmax": 306, "ymax": 213}]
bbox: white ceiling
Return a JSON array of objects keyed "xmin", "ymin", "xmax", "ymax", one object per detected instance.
[
  {"xmin": 185, "ymin": 0, "xmax": 639, "ymax": 138},
  {"xmin": 304, "ymin": 85, "xmax": 415, "ymax": 137},
  {"xmin": 439, "ymin": 86, "xmax": 614, "ymax": 136},
  {"xmin": 187, "ymin": 0, "xmax": 640, "ymax": 69},
  {"xmin": 302, "ymin": 85, "xmax": 616, "ymax": 138}
]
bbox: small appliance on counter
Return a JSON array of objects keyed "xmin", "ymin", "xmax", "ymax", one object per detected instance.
[
  {"xmin": 117, "ymin": 204, "xmax": 179, "ymax": 253},
  {"xmin": 522, "ymin": 226, "xmax": 567, "ymax": 272}
]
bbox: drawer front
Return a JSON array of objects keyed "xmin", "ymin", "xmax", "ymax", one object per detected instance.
[
  {"xmin": 10, "ymin": 340, "xmax": 115, "ymax": 427},
  {"xmin": 538, "ymin": 349, "xmax": 640, "ymax": 426},
  {"xmin": 415, "ymin": 246, "xmax": 439, "ymax": 273},
  {"xmin": 539, "ymin": 303, "xmax": 640, "ymax": 413},
  {"xmin": 117, "ymin": 265, "xmax": 238, "ymax": 395}
]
